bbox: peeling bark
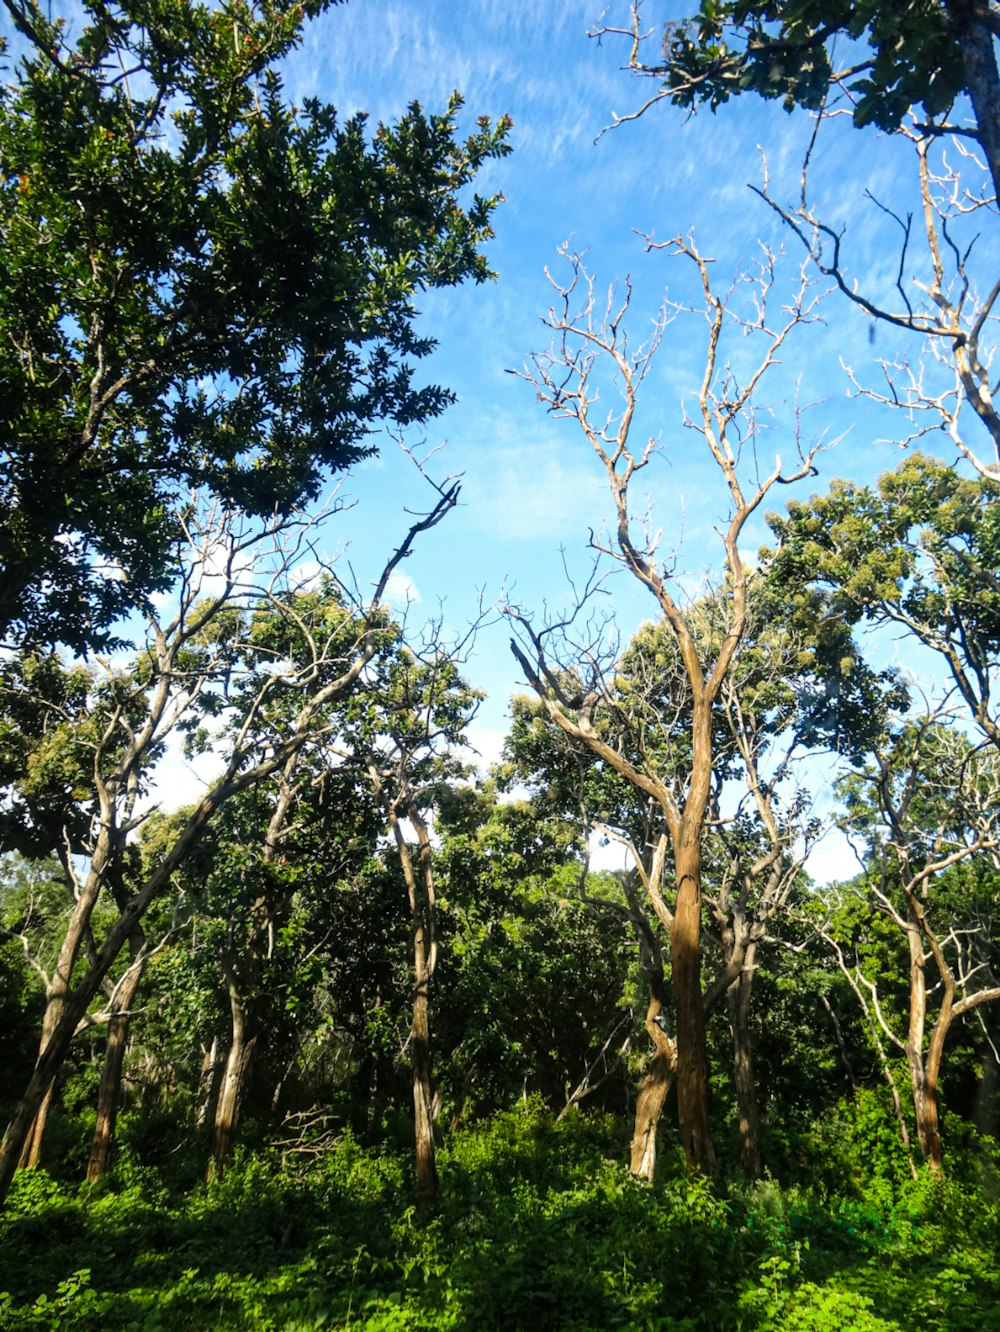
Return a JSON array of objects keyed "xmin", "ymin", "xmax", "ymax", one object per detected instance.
[
  {"xmin": 629, "ymin": 982, "xmax": 677, "ymax": 1180},
  {"xmin": 18, "ymin": 1079, "xmax": 54, "ymax": 1170},
  {"xmin": 209, "ymin": 982, "xmax": 259, "ymax": 1175}
]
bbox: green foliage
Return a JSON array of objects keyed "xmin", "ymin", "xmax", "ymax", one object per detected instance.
[
  {"xmin": 0, "ymin": 0, "xmax": 511, "ymax": 650},
  {"xmin": 765, "ymin": 456, "xmax": 1000, "ymax": 748},
  {"xmin": 658, "ymin": 2, "xmax": 967, "ymax": 131},
  {"xmin": 3, "ymin": 1107, "xmax": 1000, "ymax": 1330}
]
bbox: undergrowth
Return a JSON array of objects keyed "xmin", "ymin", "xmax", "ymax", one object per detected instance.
[{"xmin": 1, "ymin": 1104, "xmax": 998, "ymax": 1330}]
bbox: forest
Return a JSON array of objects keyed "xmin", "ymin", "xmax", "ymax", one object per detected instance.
[{"xmin": 1, "ymin": 1, "xmax": 999, "ymax": 1328}]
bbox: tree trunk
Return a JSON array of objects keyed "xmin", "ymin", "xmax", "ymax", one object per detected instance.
[
  {"xmin": 630, "ymin": 1051, "xmax": 675, "ymax": 1180},
  {"xmin": 912, "ymin": 1080, "xmax": 944, "ymax": 1170},
  {"xmin": 0, "ymin": 1007, "xmax": 85, "ymax": 1203},
  {"xmin": 196, "ymin": 1036, "xmax": 222, "ymax": 1135},
  {"xmin": 86, "ymin": 955, "xmax": 146, "ymax": 1184},
  {"xmin": 671, "ymin": 837, "xmax": 714, "ymax": 1172},
  {"xmin": 904, "ymin": 894, "xmax": 946, "ymax": 1172},
  {"xmin": 629, "ymin": 980, "xmax": 677, "ymax": 1179},
  {"xmin": 411, "ymin": 968, "xmax": 438, "ymax": 1202},
  {"xmin": 209, "ymin": 983, "xmax": 258, "ymax": 1175},
  {"xmin": 728, "ymin": 944, "xmax": 762, "ymax": 1179},
  {"xmin": 16, "ymin": 989, "xmax": 65, "ymax": 1170},
  {"xmin": 18, "ymin": 1079, "xmax": 55, "ymax": 1170},
  {"xmin": 384, "ymin": 793, "xmax": 439, "ymax": 1204},
  {"xmin": 949, "ymin": 0, "xmax": 1000, "ymax": 202}
]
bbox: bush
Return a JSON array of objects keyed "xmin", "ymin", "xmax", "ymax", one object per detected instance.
[{"xmin": 2, "ymin": 1108, "xmax": 1000, "ymax": 1330}]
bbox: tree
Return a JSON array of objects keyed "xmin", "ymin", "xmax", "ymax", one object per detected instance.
[
  {"xmin": 435, "ymin": 776, "xmax": 635, "ymax": 1128},
  {"xmin": 0, "ymin": 0, "xmax": 510, "ymax": 650},
  {"xmin": 598, "ymin": 1, "xmax": 1000, "ymax": 200},
  {"xmin": 0, "ymin": 480, "xmax": 458, "ymax": 1208},
  {"xmin": 766, "ymin": 454, "xmax": 1000, "ymax": 751},
  {"xmin": 827, "ymin": 715, "xmax": 1000, "ymax": 1171},
  {"xmin": 498, "ymin": 694, "xmax": 681, "ymax": 1177},
  {"xmin": 194, "ymin": 580, "xmax": 400, "ymax": 1174},
  {"xmin": 506, "ymin": 241, "xmax": 825, "ymax": 1172},
  {"xmin": 504, "ymin": 578, "xmax": 851, "ymax": 1180},
  {"xmin": 599, "ymin": 5, "xmax": 999, "ymax": 491},
  {"xmin": 352, "ymin": 643, "xmax": 482, "ymax": 1203}
]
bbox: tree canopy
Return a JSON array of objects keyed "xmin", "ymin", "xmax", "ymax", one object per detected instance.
[
  {"xmin": 3, "ymin": 6, "xmax": 1000, "ymax": 1326},
  {"xmin": 625, "ymin": 0, "xmax": 1000, "ymax": 196},
  {"xmin": 0, "ymin": 0, "xmax": 510, "ymax": 650}
]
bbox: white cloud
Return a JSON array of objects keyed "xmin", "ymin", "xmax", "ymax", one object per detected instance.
[
  {"xmin": 460, "ymin": 724, "xmax": 506, "ymax": 774},
  {"xmin": 142, "ymin": 731, "xmax": 222, "ymax": 817},
  {"xmin": 384, "ymin": 571, "xmax": 421, "ymax": 607},
  {"xmin": 804, "ymin": 829, "xmax": 862, "ymax": 888}
]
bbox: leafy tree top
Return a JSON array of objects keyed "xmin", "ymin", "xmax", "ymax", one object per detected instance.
[
  {"xmin": 657, "ymin": 1, "xmax": 969, "ymax": 127},
  {"xmin": 0, "ymin": 0, "xmax": 511, "ymax": 650},
  {"xmin": 608, "ymin": 2, "xmax": 1000, "ymax": 199}
]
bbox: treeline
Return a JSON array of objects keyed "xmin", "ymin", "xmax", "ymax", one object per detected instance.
[{"xmin": 2, "ymin": 458, "xmax": 1000, "ymax": 1197}]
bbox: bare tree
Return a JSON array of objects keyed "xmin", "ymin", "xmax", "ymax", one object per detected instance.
[
  {"xmin": 594, "ymin": 4, "xmax": 997, "ymax": 478},
  {"xmin": 506, "ymin": 240, "xmax": 825, "ymax": 1171},
  {"xmin": 754, "ymin": 131, "xmax": 999, "ymax": 479}
]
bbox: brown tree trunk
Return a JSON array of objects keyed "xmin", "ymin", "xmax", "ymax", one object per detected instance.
[
  {"xmin": 912, "ymin": 1080, "xmax": 943, "ymax": 1170},
  {"xmin": 904, "ymin": 894, "xmax": 945, "ymax": 1172},
  {"xmin": 630, "ymin": 1051, "xmax": 675, "ymax": 1180},
  {"xmin": 17, "ymin": 990, "xmax": 65, "ymax": 1170},
  {"xmin": 18, "ymin": 1079, "xmax": 55, "ymax": 1170},
  {"xmin": 209, "ymin": 982, "xmax": 258, "ymax": 1175},
  {"xmin": 629, "ymin": 979, "xmax": 677, "ymax": 1179},
  {"xmin": 411, "ymin": 969, "xmax": 437, "ymax": 1201},
  {"xmin": 408, "ymin": 816, "xmax": 439, "ymax": 1203},
  {"xmin": 86, "ymin": 955, "xmax": 146, "ymax": 1184},
  {"xmin": 0, "ymin": 789, "xmax": 228, "ymax": 1209},
  {"xmin": 0, "ymin": 997, "xmax": 89, "ymax": 1202},
  {"xmin": 671, "ymin": 836, "xmax": 714, "ymax": 1173},
  {"xmin": 728, "ymin": 944, "xmax": 762, "ymax": 1180}
]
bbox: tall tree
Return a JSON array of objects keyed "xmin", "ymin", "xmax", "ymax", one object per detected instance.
[
  {"xmin": 197, "ymin": 581, "xmax": 397, "ymax": 1174},
  {"xmin": 0, "ymin": 0, "xmax": 510, "ymax": 650},
  {"xmin": 352, "ymin": 644, "xmax": 482, "ymax": 1203},
  {"xmin": 506, "ymin": 241, "xmax": 825, "ymax": 1172},
  {"xmin": 830, "ymin": 716, "xmax": 1000, "ymax": 1171}
]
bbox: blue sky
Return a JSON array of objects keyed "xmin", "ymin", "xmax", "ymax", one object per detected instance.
[
  {"xmin": 274, "ymin": 2, "xmax": 996, "ymax": 882},
  {"xmin": 275, "ymin": 5, "xmax": 975, "ymax": 760},
  {"xmin": 7, "ymin": 2, "xmax": 993, "ymax": 879}
]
